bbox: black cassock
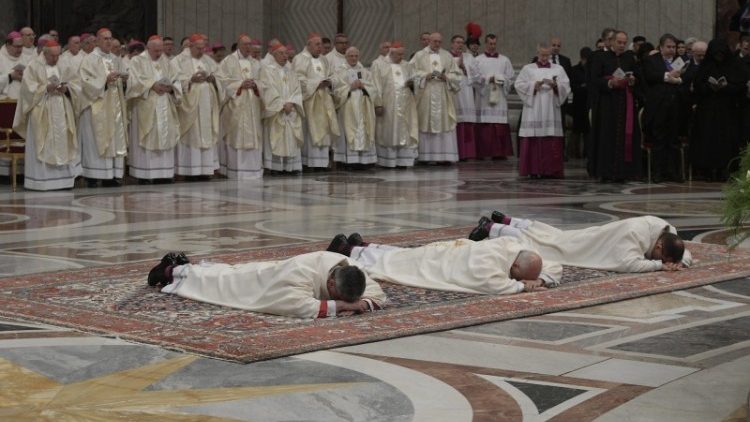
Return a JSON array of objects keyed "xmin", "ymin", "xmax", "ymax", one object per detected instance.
[
  {"xmin": 588, "ymin": 50, "xmax": 641, "ymax": 180},
  {"xmin": 569, "ymin": 62, "xmax": 589, "ymax": 134},
  {"xmin": 690, "ymin": 43, "xmax": 749, "ymax": 179}
]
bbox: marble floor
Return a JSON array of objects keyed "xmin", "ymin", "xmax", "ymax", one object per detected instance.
[{"xmin": 0, "ymin": 159, "xmax": 748, "ymax": 421}]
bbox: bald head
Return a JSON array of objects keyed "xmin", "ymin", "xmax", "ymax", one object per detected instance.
[
  {"xmin": 147, "ymin": 38, "xmax": 163, "ymax": 60},
  {"xmin": 307, "ymin": 36, "xmax": 322, "ymax": 57},
  {"xmin": 510, "ymin": 251, "xmax": 543, "ymax": 281},
  {"xmin": 20, "ymin": 27, "xmax": 35, "ymax": 48},
  {"xmin": 345, "ymin": 46, "xmax": 359, "ymax": 66},
  {"xmin": 429, "ymin": 32, "xmax": 442, "ymax": 52},
  {"xmin": 692, "ymin": 40, "xmax": 707, "ymax": 64}
]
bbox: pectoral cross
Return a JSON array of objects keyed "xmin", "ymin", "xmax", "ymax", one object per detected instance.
[
  {"xmin": 316, "ymin": 66, "xmax": 322, "ymax": 73},
  {"xmin": 395, "ymin": 70, "xmax": 401, "ymax": 77},
  {"xmin": 431, "ymin": 60, "xmax": 439, "ymax": 68}
]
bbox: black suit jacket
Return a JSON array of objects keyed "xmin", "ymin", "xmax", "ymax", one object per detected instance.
[{"xmin": 642, "ymin": 53, "xmax": 683, "ymax": 127}]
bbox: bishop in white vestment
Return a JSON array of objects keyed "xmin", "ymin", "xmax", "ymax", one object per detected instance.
[
  {"xmin": 325, "ymin": 33, "xmax": 349, "ymax": 71},
  {"xmin": 125, "ymin": 36, "xmax": 181, "ymax": 182},
  {"xmin": 77, "ymin": 28, "xmax": 128, "ymax": 185},
  {"xmin": 514, "ymin": 44, "xmax": 571, "ymax": 178},
  {"xmin": 370, "ymin": 43, "xmax": 419, "ymax": 167},
  {"xmin": 173, "ymin": 34, "xmax": 222, "ymax": 177},
  {"xmin": 294, "ymin": 33, "xmax": 340, "ymax": 168},
  {"xmin": 411, "ymin": 33, "xmax": 462, "ymax": 163},
  {"xmin": 12, "ymin": 42, "xmax": 80, "ymax": 190},
  {"xmin": 215, "ymin": 35, "xmax": 264, "ymax": 180},
  {"xmin": 474, "ymin": 35, "xmax": 515, "ymax": 158},
  {"xmin": 450, "ymin": 35, "xmax": 481, "ymax": 160},
  {"xmin": 259, "ymin": 44, "xmax": 304, "ymax": 172},
  {"xmin": 58, "ymin": 36, "xmax": 85, "ymax": 78},
  {"xmin": 332, "ymin": 47, "xmax": 377, "ymax": 165}
]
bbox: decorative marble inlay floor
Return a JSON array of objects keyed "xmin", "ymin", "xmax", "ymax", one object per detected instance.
[{"xmin": 0, "ymin": 160, "xmax": 747, "ymax": 421}]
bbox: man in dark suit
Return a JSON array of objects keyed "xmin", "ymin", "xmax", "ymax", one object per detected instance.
[{"xmin": 643, "ymin": 33, "xmax": 685, "ymax": 182}]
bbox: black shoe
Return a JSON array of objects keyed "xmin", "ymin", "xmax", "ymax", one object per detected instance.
[
  {"xmin": 147, "ymin": 252, "xmax": 190, "ymax": 287},
  {"xmin": 102, "ymin": 179, "xmax": 122, "ymax": 187},
  {"xmin": 347, "ymin": 233, "xmax": 364, "ymax": 247},
  {"xmin": 468, "ymin": 216, "xmax": 491, "ymax": 241},
  {"xmin": 490, "ymin": 211, "xmax": 506, "ymax": 224},
  {"xmin": 327, "ymin": 234, "xmax": 352, "ymax": 256},
  {"xmin": 86, "ymin": 178, "xmax": 99, "ymax": 188}
]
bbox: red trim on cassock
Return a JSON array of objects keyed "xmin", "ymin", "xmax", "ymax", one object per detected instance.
[{"xmin": 317, "ymin": 300, "xmax": 328, "ymax": 318}]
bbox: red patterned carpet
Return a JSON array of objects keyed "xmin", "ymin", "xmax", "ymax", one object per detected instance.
[{"xmin": 1, "ymin": 227, "xmax": 748, "ymax": 363}]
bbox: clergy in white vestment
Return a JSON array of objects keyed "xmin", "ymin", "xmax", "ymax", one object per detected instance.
[
  {"xmin": 370, "ymin": 42, "xmax": 418, "ymax": 167},
  {"xmin": 344, "ymin": 236, "xmax": 558, "ymax": 294},
  {"xmin": 153, "ymin": 251, "xmax": 387, "ymax": 319},
  {"xmin": 332, "ymin": 47, "xmax": 377, "ymax": 165},
  {"xmin": 479, "ymin": 214, "xmax": 692, "ymax": 272},
  {"xmin": 19, "ymin": 27, "xmax": 37, "ymax": 64},
  {"xmin": 261, "ymin": 38, "xmax": 282, "ymax": 67},
  {"xmin": 326, "ymin": 33, "xmax": 349, "ymax": 72},
  {"xmin": 215, "ymin": 34, "xmax": 264, "ymax": 180},
  {"xmin": 514, "ymin": 43, "xmax": 571, "ymax": 178},
  {"xmin": 80, "ymin": 33, "xmax": 95, "ymax": 55},
  {"xmin": 77, "ymin": 28, "xmax": 129, "ymax": 186},
  {"xmin": 125, "ymin": 36, "xmax": 181, "ymax": 182},
  {"xmin": 173, "ymin": 33, "xmax": 222, "ymax": 178},
  {"xmin": 58, "ymin": 36, "xmax": 84, "ymax": 78},
  {"xmin": 474, "ymin": 34, "xmax": 515, "ymax": 158},
  {"xmin": 0, "ymin": 32, "xmax": 26, "ymax": 100},
  {"xmin": 0, "ymin": 32, "xmax": 29, "ymax": 177},
  {"xmin": 371, "ymin": 40, "xmax": 391, "ymax": 69},
  {"xmin": 410, "ymin": 32, "xmax": 462, "ymax": 163},
  {"xmin": 12, "ymin": 41, "xmax": 80, "ymax": 191},
  {"xmin": 293, "ymin": 33, "xmax": 340, "ymax": 168},
  {"xmin": 449, "ymin": 35, "xmax": 480, "ymax": 160},
  {"xmin": 258, "ymin": 44, "xmax": 304, "ymax": 172}
]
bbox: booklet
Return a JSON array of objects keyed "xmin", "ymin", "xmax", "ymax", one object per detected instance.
[
  {"xmin": 670, "ymin": 57, "xmax": 685, "ymax": 72},
  {"xmin": 612, "ymin": 67, "xmax": 626, "ymax": 79},
  {"xmin": 708, "ymin": 76, "xmax": 727, "ymax": 85}
]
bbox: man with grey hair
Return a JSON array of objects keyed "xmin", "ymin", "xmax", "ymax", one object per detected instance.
[
  {"xmin": 332, "ymin": 46, "xmax": 378, "ymax": 165},
  {"xmin": 19, "ymin": 27, "xmax": 37, "ymax": 62},
  {"xmin": 78, "ymin": 28, "xmax": 129, "ymax": 187},
  {"xmin": 148, "ymin": 250, "xmax": 387, "ymax": 319},
  {"xmin": 326, "ymin": 233, "xmax": 558, "ymax": 293},
  {"xmin": 13, "ymin": 40, "xmax": 81, "ymax": 191},
  {"xmin": 59, "ymin": 35, "xmax": 84, "ymax": 76},
  {"xmin": 411, "ymin": 32, "xmax": 462, "ymax": 163},
  {"xmin": 294, "ymin": 32, "xmax": 340, "ymax": 169},
  {"xmin": 126, "ymin": 35, "xmax": 181, "ymax": 184},
  {"xmin": 372, "ymin": 40, "xmax": 391, "ymax": 68},
  {"xmin": 371, "ymin": 41, "xmax": 419, "ymax": 167}
]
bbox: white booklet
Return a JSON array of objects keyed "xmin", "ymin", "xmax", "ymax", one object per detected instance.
[
  {"xmin": 708, "ymin": 76, "xmax": 727, "ymax": 85},
  {"xmin": 612, "ymin": 67, "xmax": 626, "ymax": 79},
  {"xmin": 671, "ymin": 57, "xmax": 685, "ymax": 72}
]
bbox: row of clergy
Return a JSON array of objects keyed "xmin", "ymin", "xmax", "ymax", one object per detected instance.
[
  {"xmin": 149, "ymin": 215, "xmax": 691, "ymax": 319},
  {"xmin": 3, "ymin": 29, "xmax": 569, "ymax": 190}
]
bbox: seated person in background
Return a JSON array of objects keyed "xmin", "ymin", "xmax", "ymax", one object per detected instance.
[
  {"xmin": 147, "ymin": 251, "xmax": 387, "ymax": 319},
  {"xmin": 469, "ymin": 213, "xmax": 691, "ymax": 273}
]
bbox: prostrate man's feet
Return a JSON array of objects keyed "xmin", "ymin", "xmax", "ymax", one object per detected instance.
[
  {"xmin": 469, "ymin": 216, "xmax": 492, "ymax": 241},
  {"xmin": 491, "ymin": 211, "xmax": 507, "ymax": 224},
  {"xmin": 327, "ymin": 234, "xmax": 352, "ymax": 256},
  {"xmin": 147, "ymin": 252, "xmax": 190, "ymax": 287},
  {"xmin": 347, "ymin": 233, "xmax": 364, "ymax": 247}
]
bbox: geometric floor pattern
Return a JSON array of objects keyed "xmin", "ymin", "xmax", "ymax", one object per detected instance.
[{"xmin": 0, "ymin": 159, "xmax": 748, "ymax": 420}]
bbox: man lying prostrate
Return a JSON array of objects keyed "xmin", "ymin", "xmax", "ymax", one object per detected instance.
[
  {"xmin": 468, "ymin": 213, "xmax": 692, "ymax": 273},
  {"xmin": 147, "ymin": 251, "xmax": 387, "ymax": 319},
  {"xmin": 327, "ymin": 233, "xmax": 561, "ymax": 294}
]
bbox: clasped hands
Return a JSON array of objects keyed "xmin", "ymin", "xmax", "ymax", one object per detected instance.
[
  {"xmin": 191, "ymin": 70, "xmax": 214, "ymax": 84},
  {"xmin": 152, "ymin": 82, "xmax": 173, "ymax": 95},
  {"xmin": 608, "ymin": 74, "xmax": 636, "ymax": 89},
  {"xmin": 46, "ymin": 83, "xmax": 67, "ymax": 95},
  {"xmin": 106, "ymin": 71, "xmax": 127, "ymax": 84}
]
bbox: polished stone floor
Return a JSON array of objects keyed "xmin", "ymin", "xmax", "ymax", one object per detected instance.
[{"xmin": 0, "ymin": 159, "xmax": 748, "ymax": 421}]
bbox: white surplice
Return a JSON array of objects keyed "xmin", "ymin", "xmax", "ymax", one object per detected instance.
[
  {"xmin": 474, "ymin": 53, "xmax": 514, "ymax": 124},
  {"xmin": 488, "ymin": 216, "xmax": 693, "ymax": 272},
  {"xmin": 454, "ymin": 52, "xmax": 480, "ymax": 123},
  {"xmin": 514, "ymin": 63, "xmax": 571, "ymax": 138},
  {"xmin": 162, "ymin": 251, "xmax": 387, "ymax": 319}
]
